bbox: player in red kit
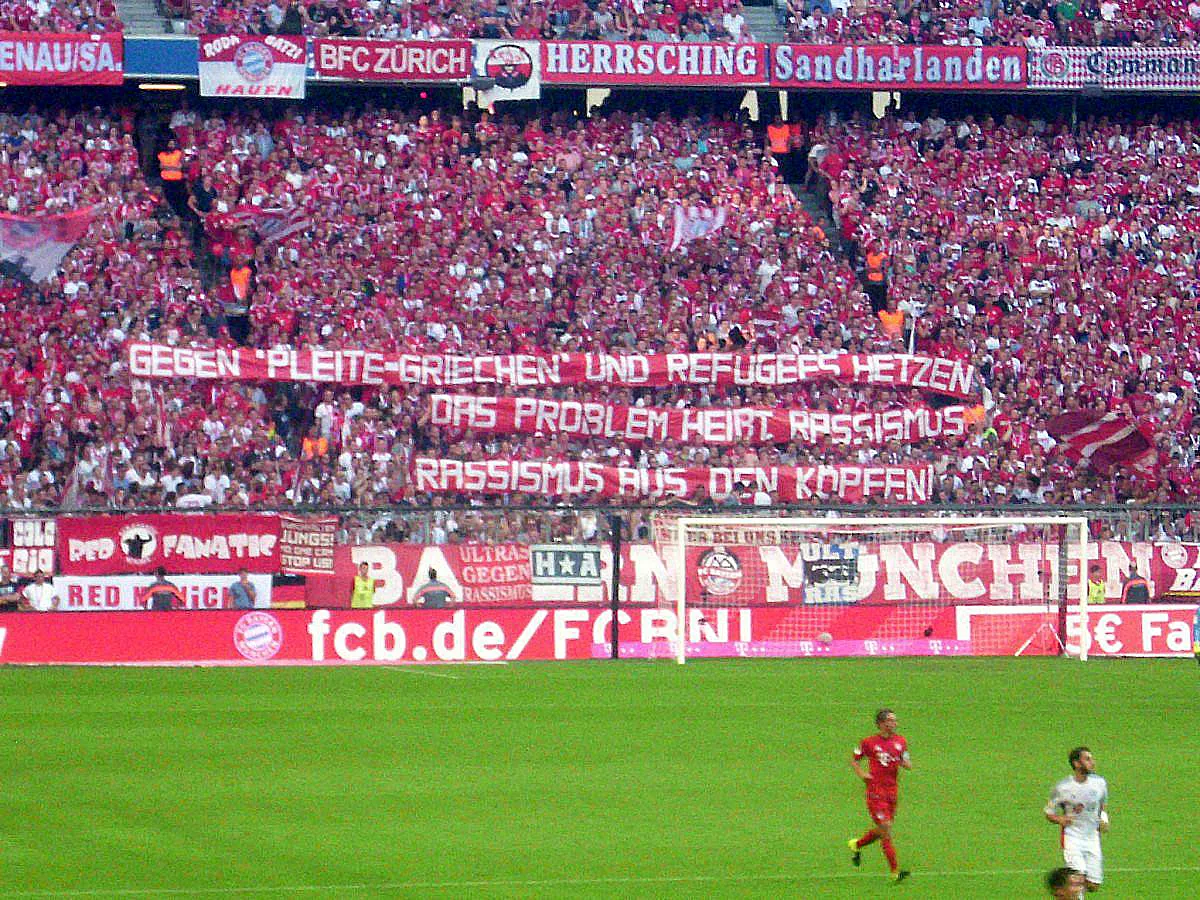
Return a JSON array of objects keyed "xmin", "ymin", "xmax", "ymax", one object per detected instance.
[{"xmin": 848, "ymin": 708, "xmax": 912, "ymax": 883}]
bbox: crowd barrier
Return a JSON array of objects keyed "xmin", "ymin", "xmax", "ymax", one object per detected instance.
[
  {"xmin": 1, "ymin": 506, "xmax": 1197, "ymax": 664},
  {"xmin": 8, "ymin": 33, "xmax": 1200, "ymax": 93}
]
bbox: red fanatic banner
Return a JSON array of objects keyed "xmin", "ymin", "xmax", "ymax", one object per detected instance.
[
  {"xmin": 770, "ymin": 44, "xmax": 1025, "ymax": 90},
  {"xmin": 313, "ymin": 39, "xmax": 471, "ymax": 81},
  {"xmin": 58, "ymin": 514, "xmax": 281, "ymax": 576},
  {"xmin": 0, "ymin": 33, "xmax": 122, "ymax": 85},
  {"xmin": 127, "ymin": 345, "xmax": 975, "ymax": 398},
  {"xmin": 332, "ymin": 540, "xmax": 1200, "ymax": 609},
  {"xmin": 410, "ymin": 458, "xmax": 934, "ymax": 502},
  {"xmin": 430, "ymin": 394, "xmax": 966, "ymax": 446},
  {"xmin": 542, "ymin": 41, "xmax": 766, "ymax": 86}
]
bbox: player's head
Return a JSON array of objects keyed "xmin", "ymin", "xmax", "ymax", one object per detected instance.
[
  {"xmin": 1045, "ymin": 866, "xmax": 1086, "ymax": 898},
  {"xmin": 875, "ymin": 708, "xmax": 898, "ymax": 735},
  {"xmin": 1068, "ymin": 746, "xmax": 1095, "ymax": 775}
]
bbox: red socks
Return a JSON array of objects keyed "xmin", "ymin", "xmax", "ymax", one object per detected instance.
[
  {"xmin": 881, "ymin": 837, "xmax": 898, "ymax": 873},
  {"xmin": 855, "ymin": 829, "xmax": 880, "ymax": 849}
]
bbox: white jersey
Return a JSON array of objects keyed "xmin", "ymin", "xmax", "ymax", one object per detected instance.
[{"xmin": 1046, "ymin": 774, "xmax": 1108, "ymax": 843}]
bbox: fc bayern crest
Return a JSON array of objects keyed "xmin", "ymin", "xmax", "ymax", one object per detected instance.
[
  {"xmin": 484, "ymin": 43, "xmax": 533, "ymax": 90},
  {"xmin": 233, "ymin": 612, "xmax": 283, "ymax": 661},
  {"xmin": 234, "ymin": 41, "xmax": 275, "ymax": 83},
  {"xmin": 696, "ymin": 546, "xmax": 743, "ymax": 597},
  {"xmin": 1037, "ymin": 49, "xmax": 1070, "ymax": 81}
]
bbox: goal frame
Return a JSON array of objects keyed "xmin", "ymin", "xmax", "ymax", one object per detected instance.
[{"xmin": 668, "ymin": 515, "xmax": 1091, "ymax": 664}]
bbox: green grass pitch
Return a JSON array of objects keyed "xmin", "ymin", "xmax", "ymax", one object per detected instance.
[{"xmin": 2, "ymin": 657, "xmax": 1196, "ymax": 898}]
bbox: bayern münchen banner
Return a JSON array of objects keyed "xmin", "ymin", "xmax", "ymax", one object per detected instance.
[
  {"xmin": 473, "ymin": 40, "xmax": 541, "ymax": 103},
  {"xmin": 199, "ymin": 34, "xmax": 306, "ymax": 98},
  {"xmin": 542, "ymin": 41, "xmax": 767, "ymax": 86},
  {"xmin": 127, "ymin": 345, "xmax": 976, "ymax": 398},
  {"xmin": 1029, "ymin": 47, "xmax": 1200, "ymax": 91},
  {"xmin": 411, "ymin": 458, "xmax": 934, "ymax": 502},
  {"xmin": 58, "ymin": 514, "xmax": 282, "ymax": 576},
  {"xmin": 0, "ymin": 32, "xmax": 123, "ymax": 85},
  {"xmin": 429, "ymin": 394, "xmax": 967, "ymax": 446},
  {"xmin": 313, "ymin": 39, "xmax": 471, "ymax": 81},
  {"xmin": 770, "ymin": 44, "xmax": 1025, "ymax": 90},
  {"xmin": 0, "ymin": 208, "xmax": 94, "ymax": 283}
]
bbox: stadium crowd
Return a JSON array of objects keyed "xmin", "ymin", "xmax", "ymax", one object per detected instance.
[
  {"xmin": 0, "ymin": 99, "xmax": 1198, "ymax": 545},
  {"xmin": 185, "ymin": 0, "xmax": 756, "ymax": 43},
  {"xmin": 183, "ymin": 0, "xmax": 1200, "ymax": 48},
  {"xmin": 0, "ymin": 0, "xmax": 121, "ymax": 31},
  {"xmin": 782, "ymin": 0, "xmax": 1200, "ymax": 48}
]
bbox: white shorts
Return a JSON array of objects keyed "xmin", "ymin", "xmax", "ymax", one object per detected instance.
[{"xmin": 1063, "ymin": 836, "xmax": 1103, "ymax": 884}]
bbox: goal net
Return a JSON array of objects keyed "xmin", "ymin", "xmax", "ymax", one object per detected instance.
[{"xmin": 650, "ymin": 514, "xmax": 1091, "ymax": 663}]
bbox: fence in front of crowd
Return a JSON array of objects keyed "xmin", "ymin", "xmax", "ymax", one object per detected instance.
[{"xmin": 0, "ymin": 504, "xmax": 1196, "ymax": 665}]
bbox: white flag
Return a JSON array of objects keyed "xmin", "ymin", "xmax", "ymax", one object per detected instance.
[{"xmin": 670, "ymin": 203, "xmax": 728, "ymax": 251}]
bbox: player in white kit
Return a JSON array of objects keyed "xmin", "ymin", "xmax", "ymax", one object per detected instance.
[{"xmin": 1044, "ymin": 747, "xmax": 1109, "ymax": 892}]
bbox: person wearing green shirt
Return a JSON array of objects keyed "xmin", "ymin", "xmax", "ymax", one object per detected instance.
[
  {"xmin": 1087, "ymin": 565, "xmax": 1105, "ymax": 607},
  {"xmin": 1057, "ymin": 0, "xmax": 1080, "ymax": 22},
  {"xmin": 350, "ymin": 562, "xmax": 377, "ymax": 609}
]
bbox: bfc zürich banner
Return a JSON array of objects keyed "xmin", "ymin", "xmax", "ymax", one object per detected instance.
[
  {"xmin": 127, "ymin": 345, "xmax": 976, "ymax": 398},
  {"xmin": 58, "ymin": 513, "xmax": 282, "ymax": 576},
  {"xmin": 313, "ymin": 39, "xmax": 471, "ymax": 81},
  {"xmin": 199, "ymin": 34, "xmax": 306, "ymax": 98},
  {"xmin": 0, "ymin": 32, "xmax": 122, "ymax": 85},
  {"xmin": 429, "ymin": 394, "xmax": 967, "ymax": 446},
  {"xmin": 411, "ymin": 458, "xmax": 936, "ymax": 503}
]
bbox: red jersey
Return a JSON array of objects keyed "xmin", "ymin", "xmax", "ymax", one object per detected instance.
[{"xmin": 854, "ymin": 733, "xmax": 909, "ymax": 797}]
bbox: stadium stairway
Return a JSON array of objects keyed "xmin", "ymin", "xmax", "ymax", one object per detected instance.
[
  {"xmin": 744, "ymin": 2, "xmax": 787, "ymax": 43},
  {"xmin": 793, "ymin": 180, "xmax": 845, "ymax": 256},
  {"xmin": 118, "ymin": 0, "xmax": 173, "ymax": 34}
]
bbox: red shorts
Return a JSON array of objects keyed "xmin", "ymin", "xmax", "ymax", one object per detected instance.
[{"xmin": 866, "ymin": 793, "xmax": 898, "ymax": 825}]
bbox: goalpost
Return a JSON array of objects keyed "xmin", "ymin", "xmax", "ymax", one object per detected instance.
[{"xmin": 652, "ymin": 514, "xmax": 1091, "ymax": 664}]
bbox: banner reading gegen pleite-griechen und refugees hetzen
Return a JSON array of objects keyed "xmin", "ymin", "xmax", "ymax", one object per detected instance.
[{"xmin": 127, "ymin": 346, "xmax": 976, "ymax": 398}]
